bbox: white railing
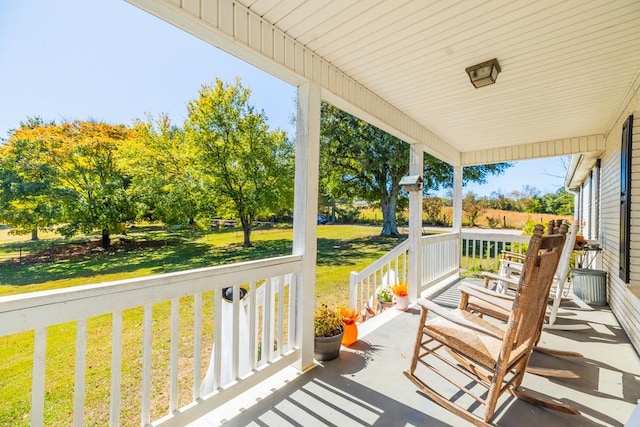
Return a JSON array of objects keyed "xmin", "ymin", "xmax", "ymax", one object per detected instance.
[
  {"xmin": 349, "ymin": 230, "xmax": 530, "ymax": 317},
  {"xmin": 349, "ymin": 240, "xmax": 409, "ymax": 312},
  {"xmin": 0, "ymin": 255, "xmax": 302, "ymax": 427},
  {"xmin": 461, "ymin": 231, "xmax": 530, "ymax": 272},
  {"xmin": 420, "ymin": 232, "xmax": 459, "ymax": 293}
]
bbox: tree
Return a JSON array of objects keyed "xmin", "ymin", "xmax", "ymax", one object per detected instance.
[
  {"xmin": 541, "ymin": 187, "xmax": 574, "ymax": 215},
  {"xmin": 56, "ymin": 121, "xmax": 135, "ymax": 247},
  {"xmin": 0, "ymin": 117, "xmax": 65, "ymax": 239},
  {"xmin": 320, "ymin": 103, "xmax": 511, "ymax": 236},
  {"xmin": 320, "ymin": 103, "xmax": 407, "ymax": 236},
  {"xmin": 489, "ymin": 190, "xmax": 515, "ymax": 211},
  {"xmin": 125, "ymin": 115, "xmax": 214, "ymax": 227},
  {"xmin": 462, "ymin": 192, "xmax": 489, "ymax": 226},
  {"xmin": 186, "ymin": 78, "xmax": 293, "ymax": 247},
  {"xmin": 423, "ymin": 196, "xmax": 446, "ymax": 225},
  {"xmin": 0, "ymin": 126, "xmax": 62, "ymax": 240},
  {"xmin": 2, "ymin": 121, "xmax": 136, "ymax": 248}
]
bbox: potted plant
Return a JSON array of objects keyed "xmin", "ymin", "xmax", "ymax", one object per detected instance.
[
  {"xmin": 376, "ymin": 285, "xmax": 394, "ymax": 311},
  {"xmin": 339, "ymin": 306, "xmax": 359, "ymax": 346},
  {"xmin": 391, "ymin": 282, "xmax": 409, "ymax": 311},
  {"xmin": 314, "ymin": 304, "xmax": 344, "ymax": 361}
]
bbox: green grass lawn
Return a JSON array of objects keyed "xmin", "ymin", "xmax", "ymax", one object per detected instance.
[
  {"xmin": 0, "ymin": 224, "xmax": 405, "ymax": 426},
  {"xmin": 0, "ymin": 224, "xmax": 404, "ymax": 305}
]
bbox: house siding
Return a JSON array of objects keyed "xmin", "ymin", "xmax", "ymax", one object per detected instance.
[{"xmin": 595, "ymin": 83, "xmax": 640, "ymax": 353}]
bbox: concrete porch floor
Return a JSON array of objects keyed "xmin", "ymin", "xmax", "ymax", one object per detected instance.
[{"xmin": 192, "ymin": 281, "xmax": 640, "ymax": 427}]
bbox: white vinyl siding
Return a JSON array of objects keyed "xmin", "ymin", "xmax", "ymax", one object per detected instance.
[{"xmin": 598, "ymin": 87, "xmax": 640, "ymax": 353}]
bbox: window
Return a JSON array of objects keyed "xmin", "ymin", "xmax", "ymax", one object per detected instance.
[{"xmin": 620, "ymin": 115, "xmax": 633, "ymax": 283}]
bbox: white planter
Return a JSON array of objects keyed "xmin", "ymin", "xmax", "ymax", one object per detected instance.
[{"xmin": 393, "ymin": 295, "xmax": 409, "ymax": 311}]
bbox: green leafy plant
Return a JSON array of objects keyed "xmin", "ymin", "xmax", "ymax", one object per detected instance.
[{"xmin": 314, "ymin": 304, "xmax": 344, "ymax": 337}]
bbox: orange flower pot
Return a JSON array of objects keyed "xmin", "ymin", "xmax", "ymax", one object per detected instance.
[{"xmin": 341, "ymin": 322, "xmax": 358, "ymax": 346}]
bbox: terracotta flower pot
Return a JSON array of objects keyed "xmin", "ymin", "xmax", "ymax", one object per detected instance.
[
  {"xmin": 341, "ymin": 322, "xmax": 358, "ymax": 346},
  {"xmin": 314, "ymin": 331, "xmax": 344, "ymax": 361}
]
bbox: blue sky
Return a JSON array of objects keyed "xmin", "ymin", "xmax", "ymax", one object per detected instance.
[{"xmin": 0, "ymin": 0, "xmax": 568, "ymax": 197}]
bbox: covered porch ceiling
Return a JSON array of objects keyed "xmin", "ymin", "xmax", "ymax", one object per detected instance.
[{"xmin": 129, "ymin": 0, "xmax": 640, "ymax": 168}]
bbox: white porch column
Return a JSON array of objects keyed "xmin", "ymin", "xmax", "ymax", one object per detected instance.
[
  {"xmin": 452, "ymin": 165, "xmax": 463, "ymax": 272},
  {"xmin": 293, "ymin": 81, "xmax": 321, "ymax": 372},
  {"xmin": 408, "ymin": 144, "xmax": 423, "ymax": 300},
  {"xmin": 452, "ymin": 165, "xmax": 463, "ymax": 232}
]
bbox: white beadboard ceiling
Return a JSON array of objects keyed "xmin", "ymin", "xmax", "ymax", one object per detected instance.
[{"xmin": 235, "ymin": 0, "xmax": 640, "ymax": 155}]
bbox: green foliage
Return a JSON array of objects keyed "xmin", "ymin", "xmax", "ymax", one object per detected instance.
[
  {"xmin": 0, "ymin": 118, "xmax": 63, "ymax": 237},
  {"xmin": 320, "ymin": 103, "xmax": 407, "ymax": 236},
  {"xmin": 53, "ymin": 121, "xmax": 136, "ymax": 248},
  {"xmin": 423, "ymin": 196, "xmax": 446, "ymax": 225},
  {"xmin": 462, "ymin": 192, "xmax": 489, "ymax": 226},
  {"xmin": 334, "ymin": 204, "xmax": 362, "ymax": 224},
  {"xmin": 1, "ymin": 120, "xmax": 136, "ymax": 248},
  {"xmin": 124, "ymin": 115, "xmax": 214, "ymax": 227},
  {"xmin": 488, "ymin": 186, "xmax": 574, "ymax": 215},
  {"xmin": 314, "ymin": 304, "xmax": 344, "ymax": 337},
  {"xmin": 541, "ymin": 187, "xmax": 574, "ymax": 215},
  {"xmin": 319, "ymin": 102, "xmax": 511, "ymax": 237},
  {"xmin": 186, "ymin": 78, "xmax": 294, "ymax": 247}
]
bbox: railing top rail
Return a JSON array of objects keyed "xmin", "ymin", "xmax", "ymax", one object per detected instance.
[
  {"xmin": 351, "ymin": 239, "xmax": 409, "ymax": 281},
  {"xmin": 461, "ymin": 231, "xmax": 530, "ymax": 243},
  {"xmin": 0, "ymin": 255, "xmax": 302, "ymax": 336},
  {"xmin": 421, "ymin": 231, "xmax": 458, "ymax": 243}
]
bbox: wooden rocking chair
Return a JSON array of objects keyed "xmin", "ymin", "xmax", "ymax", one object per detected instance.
[
  {"xmin": 404, "ymin": 225, "xmax": 578, "ymax": 426},
  {"xmin": 458, "ymin": 221, "xmax": 585, "ymax": 379}
]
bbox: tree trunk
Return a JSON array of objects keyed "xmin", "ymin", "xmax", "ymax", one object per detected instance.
[
  {"xmin": 380, "ymin": 197, "xmax": 399, "ymax": 237},
  {"xmin": 101, "ymin": 229, "xmax": 111, "ymax": 249},
  {"xmin": 31, "ymin": 228, "xmax": 39, "ymax": 241},
  {"xmin": 240, "ymin": 216, "xmax": 253, "ymax": 247},
  {"xmin": 242, "ymin": 226, "xmax": 252, "ymax": 247}
]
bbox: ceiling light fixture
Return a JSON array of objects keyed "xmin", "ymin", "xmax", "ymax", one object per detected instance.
[{"xmin": 465, "ymin": 58, "xmax": 501, "ymax": 88}]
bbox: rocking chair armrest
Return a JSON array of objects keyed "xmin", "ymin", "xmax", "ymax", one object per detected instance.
[
  {"xmin": 459, "ymin": 283, "xmax": 515, "ymax": 302},
  {"xmin": 501, "ymin": 250, "xmax": 526, "ymax": 261},
  {"xmin": 482, "ymin": 272, "xmax": 520, "ymax": 288},
  {"xmin": 416, "ymin": 299, "xmax": 504, "ymax": 340}
]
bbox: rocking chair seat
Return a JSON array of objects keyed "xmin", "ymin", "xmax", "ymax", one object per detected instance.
[{"xmin": 422, "ymin": 306, "xmax": 505, "ymax": 369}]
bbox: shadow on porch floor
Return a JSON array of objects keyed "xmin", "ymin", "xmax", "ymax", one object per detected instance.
[{"xmin": 192, "ymin": 281, "xmax": 640, "ymax": 427}]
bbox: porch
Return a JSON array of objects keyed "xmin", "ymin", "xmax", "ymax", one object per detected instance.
[
  {"xmin": 193, "ymin": 283, "xmax": 640, "ymax": 427},
  {"xmin": 1, "ymin": 230, "xmax": 638, "ymax": 426}
]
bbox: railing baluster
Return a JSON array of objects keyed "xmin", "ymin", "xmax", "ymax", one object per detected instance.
[
  {"xmin": 110, "ymin": 311, "xmax": 122, "ymax": 426},
  {"xmin": 248, "ymin": 281, "xmax": 257, "ymax": 368},
  {"xmin": 231, "ymin": 285, "xmax": 240, "ymax": 381},
  {"xmin": 287, "ymin": 273, "xmax": 296, "ymax": 352},
  {"xmin": 169, "ymin": 298, "xmax": 179, "ymax": 413},
  {"xmin": 141, "ymin": 304, "xmax": 152, "ymax": 427},
  {"xmin": 263, "ymin": 278, "xmax": 272, "ymax": 362},
  {"xmin": 213, "ymin": 290, "xmax": 222, "ymax": 388},
  {"xmin": 277, "ymin": 275, "xmax": 284, "ymax": 357},
  {"xmin": 74, "ymin": 319, "xmax": 87, "ymax": 427},
  {"xmin": 32, "ymin": 328, "xmax": 46, "ymax": 427},
  {"xmin": 193, "ymin": 294, "xmax": 202, "ymax": 400}
]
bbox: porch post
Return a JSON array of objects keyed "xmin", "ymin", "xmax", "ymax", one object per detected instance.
[
  {"xmin": 452, "ymin": 165, "xmax": 463, "ymax": 270},
  {"xmin": 452, "ymin": 165, "xmax": 463, "ymax": 232},
  {"xmin": 293, "ymin": 81, "xmax": 321, "ymax": 372},
  {"xmin": 408, "ymin": 144, "xmax": 423, "ymax": 300}
]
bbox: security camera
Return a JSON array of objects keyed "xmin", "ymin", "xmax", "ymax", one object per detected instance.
[{"xmin": 399, "ymin": 175, "xmax": 423, "ymax": 192}]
